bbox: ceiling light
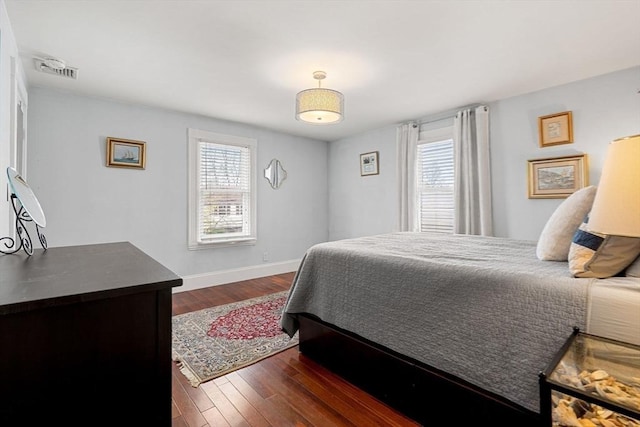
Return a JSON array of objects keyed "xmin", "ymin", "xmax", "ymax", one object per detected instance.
[{"xmin": 295, "ymin": 71, "xmax": 344, "ymax": 124}]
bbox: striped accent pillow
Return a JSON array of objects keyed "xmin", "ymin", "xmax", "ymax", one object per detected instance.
[{"xmin": 569, "ymin": 214, "xmax": 640, "ymax": 278}]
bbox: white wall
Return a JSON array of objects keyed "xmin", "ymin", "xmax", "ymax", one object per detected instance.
[
  {"xmin": 0, "ymin": 0, "xmax": 26, "ymax": 237},
  {"xmin": 27, "ymin": 87, "xmax": 329, "ymax": 281},
  {"xmin": 491, "ymin": 66, "xmax": 640, "ymax": 239},
  {"xmin": 328, "ymin": 66, "xmax": 640, "ymax": 242},
  {"xmin": 16, "ymin": 63, "xmax": 640, "ymax": 282},
  {"xmin": 328, "ymin": 125, "xmax": 397, "ymax": 239}
]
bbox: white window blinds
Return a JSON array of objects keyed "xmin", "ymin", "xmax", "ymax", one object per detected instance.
[
  {"xmin": 417, "ymin": 137, "xmax": 454, "ymax": 233},
  {"xmin": 188, "ymin": 129, "xmax": 256, "ymax": 249},
  {"xmin": 198, "ymin": 141, "xmax": 251, "ymax": 241}
]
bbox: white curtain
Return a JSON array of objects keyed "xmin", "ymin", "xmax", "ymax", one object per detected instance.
[
  {"xmin": 396, "ymin": 122, "xmax": 419, "ymax": 231},
  {"xmin": 453, "ymin": 105, "xmax": 493, "ymax": 236}
]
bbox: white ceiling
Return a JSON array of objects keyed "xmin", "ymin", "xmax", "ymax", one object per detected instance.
[{"xmin": 5, "ymin": 0, "xmax": 640, "ymax": 142}]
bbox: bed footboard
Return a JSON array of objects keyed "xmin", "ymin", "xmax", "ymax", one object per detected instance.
[{"xmin": 297, "ymin": 314, "xmax": 540, "ymax": 427}]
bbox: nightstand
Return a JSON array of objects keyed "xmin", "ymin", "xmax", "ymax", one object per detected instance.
[{"xmin": 539, "ymin": 327, "xmax": 640, "ymax": 426}]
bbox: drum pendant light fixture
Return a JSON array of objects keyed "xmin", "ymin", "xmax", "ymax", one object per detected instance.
[{"xmin": 295, "ymin": 71, "xmax": 344, "ymax": 124}]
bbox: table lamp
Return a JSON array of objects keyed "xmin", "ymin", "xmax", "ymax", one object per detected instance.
[{"xmin": 587, "ymin": 134, "xmax": 640, "ymax": 238}]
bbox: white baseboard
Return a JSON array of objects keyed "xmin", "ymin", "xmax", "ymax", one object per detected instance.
[{"xmin": 175, "ymin": 259, "xmax": 301, "ymax": 293}]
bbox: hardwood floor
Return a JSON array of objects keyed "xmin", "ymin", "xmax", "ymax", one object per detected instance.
[{"xmin": 171, "ymin": 272, "xmax": 420, "ymax": 427}]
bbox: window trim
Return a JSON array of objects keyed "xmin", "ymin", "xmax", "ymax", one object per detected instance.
[
  {"xmin": 418, "ymin": 126, "xmax": 453, "ymax": 145},
  {"xmin": 187, "ymin": 128, "xmax": 257, "ymax": 250}
]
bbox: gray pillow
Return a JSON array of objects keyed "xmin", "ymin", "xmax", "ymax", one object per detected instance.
[
  {"xmin": 625, "ymin": 255, "xmax": 640, "ymax": 278},
  {"xmin": 536, "ymin": 186, "xmax": 597, "ymax": 261}
]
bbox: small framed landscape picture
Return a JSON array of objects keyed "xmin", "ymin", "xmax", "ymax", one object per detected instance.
[
  {"xmin": 106, "ymin": 137, "xmax": 146, "ymax": 169},
  {"xmin": 360, "ymin": 151, "xmax": 379, "ymax": 176},
  {"xmin": 527, "ymin": 154, "xmax": 588, "ymax": 199},
  {"xmin": 538, "ymin": 111, "xmax": 573, "ymax": 147}
]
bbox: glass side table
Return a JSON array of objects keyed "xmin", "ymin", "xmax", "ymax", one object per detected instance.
[{"xmin": 539, "ymin": 327, "xmax": 640, "ymax": 426}]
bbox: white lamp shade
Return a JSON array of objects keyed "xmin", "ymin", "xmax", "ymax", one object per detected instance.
[
  {"xmin": 587, "ymin": 134, "xmax": 640, "ymax": 237},
  {"xmin": 296, "ymin": 88, "xmax": 344, "ymax": 124}
]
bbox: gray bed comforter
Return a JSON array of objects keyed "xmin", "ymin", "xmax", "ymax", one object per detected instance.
[{"xmin": 280, "ymin": 232, "xmax": 594, "ymax": 413}]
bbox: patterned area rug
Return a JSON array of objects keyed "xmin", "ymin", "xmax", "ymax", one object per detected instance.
[{"xmin": 172, "ymin": 290, "xmax": 299, "ymax": 387}]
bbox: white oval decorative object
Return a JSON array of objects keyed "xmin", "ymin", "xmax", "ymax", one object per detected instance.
[{"xmin": 6, "ymin": 167, "xmax": 46, "ymax": 227}]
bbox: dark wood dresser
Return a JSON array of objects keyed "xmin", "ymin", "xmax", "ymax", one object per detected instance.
[{"xmin": 0, "ymin": 242, "xmax": 182, "ymax": 426}]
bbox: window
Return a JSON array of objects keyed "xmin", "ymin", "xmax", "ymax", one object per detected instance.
[
  {"xmin": 416, "ymin": 126, "xmax": 454, "ymax": 233},
  {"xmin": 188, "ymin": 129, "xmax": 257, "ymax": 249}
]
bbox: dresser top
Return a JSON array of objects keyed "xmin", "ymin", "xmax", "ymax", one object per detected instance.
[{"xmin": 0, "ymin": 241, "xmax": 182, "ymax": 315}]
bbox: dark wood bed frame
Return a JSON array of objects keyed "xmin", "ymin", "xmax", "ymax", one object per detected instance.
[{"xmin": 297, "ymin": 313, "xmax": 542, "ymax": 427}]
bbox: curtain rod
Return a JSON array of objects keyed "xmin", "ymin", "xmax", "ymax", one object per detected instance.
[{"xmin": 410, "ymin": 102, "xmax": 487, "ymax": 127}]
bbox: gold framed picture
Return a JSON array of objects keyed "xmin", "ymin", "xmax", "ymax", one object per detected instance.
[
  {"xmin": 106, "ymin": 137, "xmax": 146, "ymax": 169},
  {"xmin": 538, "ymin": 111, "xmax": 573, "ymax": 147},
  {"xmin": 527, "ymin": 154, "xmax": 588, "ymax": 199}
]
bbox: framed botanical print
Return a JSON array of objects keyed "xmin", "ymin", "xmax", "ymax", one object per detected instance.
[{"xmin": 538, "ymin": 111, "xmax": 573, "ymax": 147}]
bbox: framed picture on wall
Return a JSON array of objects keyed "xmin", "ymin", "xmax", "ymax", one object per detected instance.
[
  {"xmin": 527, "ymin": 154, "xmax": 588, "ymax": 199},
  {"xmin": 106, "ymin": 137, "xmax": 146, "ymax": 169},
  {"xmin": 538, "ymin": 111, "xmax": 573, "ymax": 147},
  {"xmin": 360, "ymin": 151, "xmax": 379, "ymax": 176}
]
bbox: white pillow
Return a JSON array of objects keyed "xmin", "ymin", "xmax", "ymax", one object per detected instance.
[{"xmin": 536, "ymin": 186, "xmax": 597, "ymax": 261}]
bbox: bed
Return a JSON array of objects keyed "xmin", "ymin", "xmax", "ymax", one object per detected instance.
[{"xmin": 280, "ymin": 232, "xmax": 640, "ymax": 426}]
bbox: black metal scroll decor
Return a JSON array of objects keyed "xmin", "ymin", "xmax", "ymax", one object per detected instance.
[{"xmin": 0, "ymin": 194, "xmax": 47, "ymax": 256}]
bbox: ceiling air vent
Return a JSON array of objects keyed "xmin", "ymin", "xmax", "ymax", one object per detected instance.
[{"xmin": 34, "ymin": 58, "xmax": 78, "ymax": 80}]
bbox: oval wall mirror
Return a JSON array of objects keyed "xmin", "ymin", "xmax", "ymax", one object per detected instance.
[
  {"xmin": 264, "ymin": 159, "xmax": 287, "ymax": 189},
  {"xmin": 6, "ymin": 167, "xmax": 47, "ymax": 227}
]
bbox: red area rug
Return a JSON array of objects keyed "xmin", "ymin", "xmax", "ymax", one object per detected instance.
[{"xmin": 172, "ymin": 291, "xmax": 298, "ymax": 387}]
